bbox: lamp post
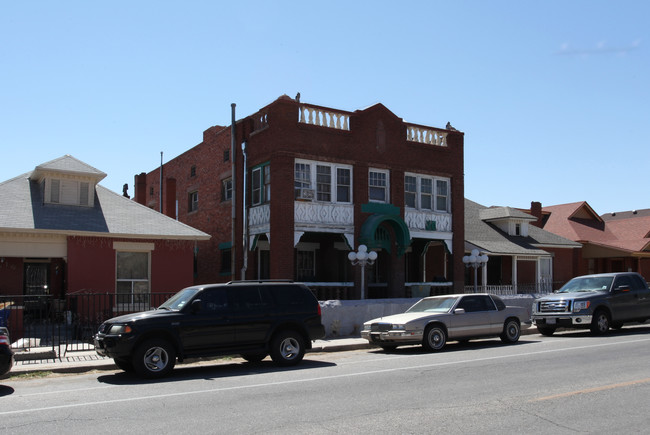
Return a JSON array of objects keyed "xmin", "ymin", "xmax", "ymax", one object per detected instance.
[
  {"xmin": 348, "ymin": 245, "xmax": 378, "ymax": 300},
  {"xmin": 462, "ymin": 249, "xmax": 489, "ymax": 293}
]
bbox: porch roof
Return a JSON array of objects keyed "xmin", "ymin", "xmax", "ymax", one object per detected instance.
[{"xmin": 465, "ymin": 199, "xmax": 581, "ymax": 256}]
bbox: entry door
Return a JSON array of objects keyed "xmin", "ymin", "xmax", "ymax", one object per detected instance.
[{"xmin": 24, "ymin": 263, "xmax": 49, "ymax": 295}]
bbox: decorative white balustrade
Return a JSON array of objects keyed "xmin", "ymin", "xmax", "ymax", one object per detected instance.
[
  {"xmin": 404, "ymin": 210, "xmax": 451, "ymax": 232},
  {"xmin": 406, "ymin": 125, "xmax": 447, "ymax": 147},
  {"xmin": 252, "ymin": 111, "xmax": 268, "ymax": 132},
  {"xmin": 299, "ymin": 105, "xmax": 350, "ymax": 131}
]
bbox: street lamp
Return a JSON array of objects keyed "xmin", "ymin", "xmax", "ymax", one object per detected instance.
[
  {"xmin": 348, "ymin": 245, "xmax": 378, "ymax": 300},
  {"xmin": 462, "ymin": 249, "xmax": 489, "ymax": 292}
]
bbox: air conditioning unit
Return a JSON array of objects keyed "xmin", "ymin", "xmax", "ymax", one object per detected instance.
[{"xmin": 296, "ymin": 188, "xmax": 315, "ymax": 200}]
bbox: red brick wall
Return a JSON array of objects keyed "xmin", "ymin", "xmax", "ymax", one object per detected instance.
[{"xmin": 137, "ymin": 96, "xmax": 465, "ymax": 293}]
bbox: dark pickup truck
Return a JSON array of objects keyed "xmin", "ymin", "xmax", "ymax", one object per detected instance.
[{"xmin": 532, "ymin": 272, "xmax": 650, "ymax": 336}]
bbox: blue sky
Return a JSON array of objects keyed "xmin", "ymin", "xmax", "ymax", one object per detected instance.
[{"xmin": 2, "ymin": 1, "xmax": 647, "ymax": 215}]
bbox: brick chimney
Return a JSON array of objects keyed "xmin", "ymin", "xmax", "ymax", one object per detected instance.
[
  {"xmin": 134, "ymin": 173, "xmax": 147, "ymax": 205},
  {"xmin": 530, "ymin": 201, "xmax": 542, "ymax": 227}
]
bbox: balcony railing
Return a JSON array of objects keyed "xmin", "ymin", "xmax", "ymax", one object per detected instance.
[
  {"xmin": 299, "ymin": 105, "xmax": 350, "ymax": 131},
  {"xmin": 406, "ymin": 124, "xmax": 447, "ymax": 146}
]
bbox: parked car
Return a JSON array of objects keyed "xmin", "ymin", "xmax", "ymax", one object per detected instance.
[
  {"xmin": 532, "ymin": 272, "xmax": 650, "ymax": 336},
  {"xmin": 94, "ymin": 281, "xmax": 325, "ymax": 378},
  {"xmin": 0, "ymin": 327, "xmax": 14, "ymax": 377},
  {"xmin": 361, "ymin": 294, "xmax": 528, "ymax": 352}
]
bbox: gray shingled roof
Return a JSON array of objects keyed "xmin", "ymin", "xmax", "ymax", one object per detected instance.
[
  {"xmin": 465, "ymin": 198, "xmax": 580, "ymax": 255},
  {"xmin": 0, "ymin": 165, "xmax": 209, "ymax": 240}
]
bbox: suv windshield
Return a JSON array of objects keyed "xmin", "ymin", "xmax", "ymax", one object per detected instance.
[
  {"xmin": 558, "ymin": 276, "xmax": 613, "ymax": 293},
  {"xmin": 158, "ymin": 288, "xmax": 201, "ymax": 310},
  {"xmin": 407, "ymin": 296, "xmax": 458, "ymax": 313}
]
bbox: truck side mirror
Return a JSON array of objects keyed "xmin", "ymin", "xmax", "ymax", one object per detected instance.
[{"xmin": 191, "ymin": 299, "xmax": 202, "ymax": 313}]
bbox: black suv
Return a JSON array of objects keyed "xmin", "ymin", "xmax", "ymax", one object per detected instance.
[{"xmin": 94, "ymin": 281, "xmax": 325, "ymax": 378}]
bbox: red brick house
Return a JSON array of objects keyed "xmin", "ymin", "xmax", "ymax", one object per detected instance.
[
  {"xmin": 0, "ymin": 155, "xmax": 209, "ymax": 312},
  {"xmin": 134, "ymin": 95, "xmax": 465, "ymax": 298},
  {"xmin": 528, "ymin": 201, "xmax": 650, "ymax": 278}
]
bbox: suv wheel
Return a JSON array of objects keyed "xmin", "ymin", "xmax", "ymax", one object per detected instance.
[
  {"xmin": 591, "ymin": 310, "xmax": 610, "ymax": 335},
  {"xmin": 133, "ymin": 338, "xmax": 176, "ymax": 378},
  {"xmin": 270, "ymin": 331, "xmax": 305, "ymax": 366}
]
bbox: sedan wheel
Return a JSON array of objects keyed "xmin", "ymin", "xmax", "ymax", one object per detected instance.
[
  {"xmin": 500, "ymin": 319, "xmax": 521, "ymax": 343},
  {"xmin": 422, "ymin": 325, "xmax": 446, "ymax": 352}
]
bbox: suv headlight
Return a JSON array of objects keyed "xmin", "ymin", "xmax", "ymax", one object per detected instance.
[
  {"xmin": 573, "ymin": 301, "xmax": 590, "ymax": 312},
  {"xmin": 108, "ymin": 324, "xmax": 133, "ymax": 335}
]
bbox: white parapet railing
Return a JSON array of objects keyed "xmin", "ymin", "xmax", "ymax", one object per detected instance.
[
  {"xmin": 299, "ymin": 105, "xmax": 350, "ymax": 131},
  {"xmin": 406, "ymin": 124, "xmax": 447, "ymax": 147}
]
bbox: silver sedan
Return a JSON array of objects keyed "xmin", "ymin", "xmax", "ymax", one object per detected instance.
[{"xmin": 361, "ymin": 293, "xmax": 528, "ymax": 352}]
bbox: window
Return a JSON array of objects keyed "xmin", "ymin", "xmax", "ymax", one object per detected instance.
[
  {"xmin": 50, "ymin": 179, "xmax": 60, "ymax": 203},
  {"xmin": 404, "ymin": 175, "xmax": 416, "ymax": 208},
  {"xmin": 436, "ymin": 179, "xmax": 449, "ymax": 212},
  {"xmin": 369, "ymin": 169, "xmax": 388, "ymax": 203},
  {"xmin": 149, "ymin": 186, "xmax": 154, "ymax": 198},
  {"xmin": 252, "ymin": 164, "xmax": 270, "ymax": 206},
  {"xmin": 404, "ymin": 173, "xmax": 451, "ymax": 213},
  {"xmin": 294, "ymin": 162, "xmax": 311, "ymax": 196},
  {"xmin": 316, "ymin": 165, "xmax": 331, "ymax": 202},
  {"xmin": 190, "ymin": 166, "xmax": 196, "ymax": 177},
  {"xmin": 294, "ymin": 160, "xmax": 352, "ymax": 203},
  {"xmin": 80, "ymin": 182, "xmax": 89, "ymax": 206},
  {"xmin": 296, "ymin": 250, "xmax": 315, "ymax": 281},
  {"xmin": 220, "ymin": 248, "xmax": 231, "ymax": 275},
  {"xmin": 188, "ymin": 191, "xmax": 198, "ymax": 212},
  {"xmin": 116, "ymin": 251, "xmax": 150, "ymax": 305},
  {"xmin": 224, "ymin": 149, "xmax": 230, "ymax": 162},
  {"xmin": 336, "ymin": 168, "xmax": 351, "ymax": 202},
  {"xmin": 222, "ymin": 178, "xmax": 232, "ymax": 202}
]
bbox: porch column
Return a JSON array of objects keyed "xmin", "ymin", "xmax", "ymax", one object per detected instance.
[{"xmin": 512, "ymin": 255, "xmax": 518, "ymax": 293}]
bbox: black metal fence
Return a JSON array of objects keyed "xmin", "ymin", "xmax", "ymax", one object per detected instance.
[{"xmin": 0, "ymin": 293, "xmax": 175, "ymax": 357}]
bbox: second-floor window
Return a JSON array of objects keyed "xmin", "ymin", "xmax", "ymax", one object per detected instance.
[
  {"xmin": 404, "ymin": 173, "xmax": 450, "ymax": 212},
  {"xmin": 369, "ymin": 169, "xmax": 389, "ymax": 203},
  {"xmin": 252, "ymin": 163, "xmax": 270, "ymax": 206},
  {"xmin": 222, "ymin": 178, "xmax": 232, "ymax": 202},
  {"xmin": 294, "ymin": 159, "xmax": 352, "ymax": 203},
  {"xmin": 188, "ymin": 191, "xmax": 198, "ymax": 212}
]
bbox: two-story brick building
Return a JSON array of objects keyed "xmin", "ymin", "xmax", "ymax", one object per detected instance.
[{"xmin": 134, "ymin": 95, "xmax": 465, "ymax": 298}]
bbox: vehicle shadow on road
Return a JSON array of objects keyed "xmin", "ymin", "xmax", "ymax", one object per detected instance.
[
  {"xmin": 96, "ymin": 358, "xmax": 336, "ymax": 385},
  {"xmin": 368, "ymin": 337, "xmax": 541, "ymax": 355},
  {"xmin": 545, "ymin": 324, "xmax": 650, "ymax": 338},
  {"xmin": 0, "ymin": 385, "xmax": 14, "ymax": 396}
]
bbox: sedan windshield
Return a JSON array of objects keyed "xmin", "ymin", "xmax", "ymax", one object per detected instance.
[
  {"xmin": 407, "ymin": 297, "xmax": 458, "ymax": 313},
  {"xmin": 557, "ymin": 276, "xmax": 613, "ymax": 293},
  {"xmin": 158, "ymin": 288, "xmax": 201, "ymax": 310}
]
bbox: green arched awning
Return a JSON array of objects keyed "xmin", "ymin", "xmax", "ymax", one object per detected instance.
[{"xmin": 359, "ymin": 214, "xmax": 411, "ymax": 257}]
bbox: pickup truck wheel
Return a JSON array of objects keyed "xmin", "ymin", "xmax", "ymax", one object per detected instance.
[
  {"xmin": 591, "ymin": 310, "xmax": 610, "ymax": 335},
  {"xmin": 500, "ymin": 319, "xmax": 521, "ymax": 343},
  {"xmin": 133, "ymin": 338, "xmax": 176, "ymax": 378},
  {"xmin": 537, "ymin": 326, "xmax": 556, "ymax": 336},
  {"xmin": 422, "ymin": 325, "xmax": 446, "ymax": 352},
  {"xmin": 269, "ymin": 331, "xmax": 305, "ymax": 366}
]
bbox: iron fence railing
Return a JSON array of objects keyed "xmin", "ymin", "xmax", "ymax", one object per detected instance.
[{"xmin": 0, "ymin": 293, "xmax": 175, "ymax": 357}]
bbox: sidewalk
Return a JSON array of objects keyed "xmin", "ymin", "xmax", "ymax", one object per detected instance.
[{"xmin": 9, "ymin": 337, "xmax": 373, "ymax": 376}]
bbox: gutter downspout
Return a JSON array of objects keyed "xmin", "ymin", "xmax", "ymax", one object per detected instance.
[
  {"xmin": 159, "ymin": 151, "xmax": 163, "ymax": 213},
  {"xmin": 241, "ymin": 141, "xmax": 248, "ymax": 280},
  {"xmin": 230, "ymin": 104, "xmax": 236, "ymax": 281}
]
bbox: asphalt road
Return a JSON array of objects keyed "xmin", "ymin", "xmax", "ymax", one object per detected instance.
[{"xmin": 2, "ymin": 326, "xmax": 650, "ymax": 434}]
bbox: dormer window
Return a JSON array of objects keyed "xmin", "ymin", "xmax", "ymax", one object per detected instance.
[
  {"xmin": 46, "ymin": 178, "xmax": 93, "ymax": 207},
  {"xmin": 515, "ymin": 223, "xmax": 521, "ymax": 236}
]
